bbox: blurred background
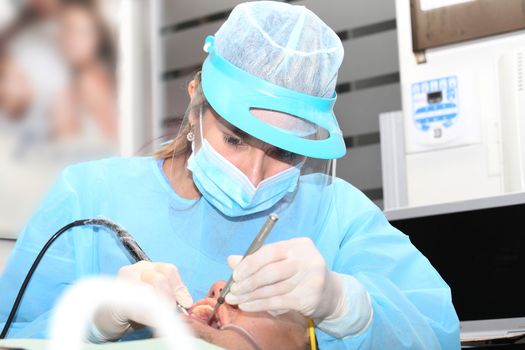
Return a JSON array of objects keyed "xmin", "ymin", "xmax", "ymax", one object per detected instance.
[
  {"xmin": 0, "ymin": 0, "xmax": 121, "ymax": 247},
  {"xmin": 0, "ymin": 0, "xmax": 120, "ymax": 249}
]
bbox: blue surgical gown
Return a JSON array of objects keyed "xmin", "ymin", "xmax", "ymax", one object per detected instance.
[{"xmin": 0, "ymin": 157, "xmax": 460, "ymax": 348}]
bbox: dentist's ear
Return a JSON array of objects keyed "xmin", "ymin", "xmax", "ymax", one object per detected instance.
[
  {"xmin": 187, "ymin": 79, "xmax": 199, "ymax": 126},
  {"xmin": 187, "ymin": 80, "xmax": 196, "ymax": 99}
]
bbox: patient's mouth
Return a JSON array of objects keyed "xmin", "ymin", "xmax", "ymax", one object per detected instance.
[{"xmin": 189, "ymin": 299, "xmax": 221, "ymax": 329}]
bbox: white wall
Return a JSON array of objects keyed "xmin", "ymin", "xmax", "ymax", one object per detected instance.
[{"xmin": 0, "ymin": 240, "xmax": 15, "ymax": 274}]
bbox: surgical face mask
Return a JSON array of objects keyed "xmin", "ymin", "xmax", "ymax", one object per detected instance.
[{"xmin": 187, "ymin": 109, "xmax": 302, "ymax": 217}]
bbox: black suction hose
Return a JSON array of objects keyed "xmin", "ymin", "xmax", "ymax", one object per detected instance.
[{"xmin": 0, "ymin": 218, "xmax": 148, "ymax": 339}]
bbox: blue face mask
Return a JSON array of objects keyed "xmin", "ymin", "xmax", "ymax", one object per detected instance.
[{"xmin": 187, "ymin": 131, "xmax": 302, "ymax": 217}]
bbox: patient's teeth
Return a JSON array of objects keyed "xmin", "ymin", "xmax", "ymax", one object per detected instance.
[
  {"xmin": 189, "ymin": 303, "xmax": 221, "ymax": 328},
  {"xmin": 191, "ymin": 304, "xmax": 214, "ymax": 316}
]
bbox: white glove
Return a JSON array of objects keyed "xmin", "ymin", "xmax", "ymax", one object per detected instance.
[
  {"xmin": 224, "ymin": 237, "xmax": 373, "ymax": 338},
  {"xmin": 89, "ymin": 261, "xmax": 193, "ymax": 342}
]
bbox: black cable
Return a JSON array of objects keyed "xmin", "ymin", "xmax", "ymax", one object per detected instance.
[
  {"xmin": 0, "ymin": 218, "xmax": 149, "ymax": 339},
  {"xmin": 0, "ymin": 220, "xmax": 88, "ymax": 339}
]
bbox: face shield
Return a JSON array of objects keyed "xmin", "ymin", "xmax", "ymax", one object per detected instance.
[
  {"xmin": 181, "ymin": 35, "xmax": 346, "ymax": 221},
  {"xmin": 201, "ymin": 36, "xmax": 345, "ymax": 161},
  {"xmin": 199, "ymin": 34, "xmax": 344, "ymax": 186}
]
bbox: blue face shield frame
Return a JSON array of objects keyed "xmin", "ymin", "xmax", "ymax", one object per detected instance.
[{"xmin": 200, "ymin": 35, "xmax": 346, "ymax": 160}]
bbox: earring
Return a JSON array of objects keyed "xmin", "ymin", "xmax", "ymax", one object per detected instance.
[{"xmin": 186, "ymin": 131, "xmax": 195, "ymax": 142}]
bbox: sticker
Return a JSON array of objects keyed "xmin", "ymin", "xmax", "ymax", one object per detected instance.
[{"xmin": 411, "ymin": 76, "xmax": 459, "ymax": 135}]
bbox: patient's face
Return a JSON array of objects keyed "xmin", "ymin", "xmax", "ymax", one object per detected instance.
[{"xmin": 186, "ymin": 281, "xmax": 309, "ymax": 350}]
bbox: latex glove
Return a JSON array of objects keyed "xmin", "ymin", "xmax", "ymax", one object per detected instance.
[
  {"xmin": 224, "ymin": 237, "xmax": 373, "ymax": 338},
  {"xmin": 225, "ymin": 237, "xmax": 341, "ymax": 319},
  {"xmin": 315, "ymin": 274, "xmax": 373, "ymax": 338},
  {"xmin": 90, "ymin": 261, "xmax": 193, "ymax": 342}
]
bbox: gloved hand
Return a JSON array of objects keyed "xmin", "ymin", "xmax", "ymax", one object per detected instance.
[
  {"xmin": 224, "ymin": 237, "xmax": 373, "ymax": 339},
  {"xmin": 90, "ymin": 261, "xmax": 193, "ymax": 342},
  {"xmin": 225, "ymin": 237, "xmax": 344, "ymax": 320}
]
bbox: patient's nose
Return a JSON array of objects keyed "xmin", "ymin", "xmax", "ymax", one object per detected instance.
[{"xmin": 207, "ymin": 280, "xmax": 227, "ymax": 299}]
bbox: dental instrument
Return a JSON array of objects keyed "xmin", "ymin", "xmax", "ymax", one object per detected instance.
[{"xmin": 207, "ymin": 213, "xmax": 279, "ymax": 325}]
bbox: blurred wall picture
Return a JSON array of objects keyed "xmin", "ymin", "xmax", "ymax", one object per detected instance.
[{"xmin": 0, "ymin": 0, "xmax": 121, "ymax": 237}]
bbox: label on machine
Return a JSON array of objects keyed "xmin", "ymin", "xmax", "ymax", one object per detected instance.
[{"xmin": 411, "ymin": 76, "xmax": 459, "ymax": 140}]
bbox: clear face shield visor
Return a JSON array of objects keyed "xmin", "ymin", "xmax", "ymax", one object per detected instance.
[
  {"xmin": 185, "ymin": 104, "xmax": 336, "ymax": 222},
  {"xmin": 194, "ymin": 104, "xmax": 329, "ymax": 187}
]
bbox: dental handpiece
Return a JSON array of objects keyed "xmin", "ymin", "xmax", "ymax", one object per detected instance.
[
  {"xmin": 86, "ymin": 218, "xmax": 190, "ymax": 316},
  {"xmin": 207, "ymin": 213, "xmax": 279, "ymax": 325}
]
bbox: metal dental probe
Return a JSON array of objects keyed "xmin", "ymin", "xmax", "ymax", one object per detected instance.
[{"xmin": 207, "ymin": 213, "xmax": 279, "ymax": 325}]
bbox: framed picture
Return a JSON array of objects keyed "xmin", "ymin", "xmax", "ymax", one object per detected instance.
[{"xmin": 0, "ymin": 0, "xmax": 124, "ymax": 238}]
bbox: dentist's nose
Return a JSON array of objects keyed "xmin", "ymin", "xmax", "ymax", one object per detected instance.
[{"xmin": 240, "ymin": 149, "xmax": 267, "ymax": 187}]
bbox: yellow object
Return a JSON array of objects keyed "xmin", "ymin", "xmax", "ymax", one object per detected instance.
[{"xmin": 308, "ymin": 319, "xmax": 317, "ymax": 350}]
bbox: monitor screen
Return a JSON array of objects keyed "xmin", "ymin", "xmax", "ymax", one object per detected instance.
[{"xmin": 390, "ymin": 203, "xmax": 525, "ymax": 321}]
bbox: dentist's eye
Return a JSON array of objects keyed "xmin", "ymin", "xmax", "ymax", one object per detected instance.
[
  {"xmin": 270, "ymin": 148, "xmax": 301, "ymax": 164},
  {"xmin": 223, "ymin": 134, "xmax": 243, "ymax": 147}
]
